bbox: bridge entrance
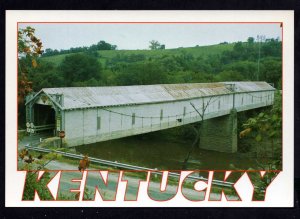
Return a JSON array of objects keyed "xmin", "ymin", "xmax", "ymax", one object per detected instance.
[
  {"xmin": 34, "ymin": 104, "xmax": 55, "ymax": 126},
  {"xmin": 31, "ymin": 104, "xmax": 56, "ymax": 135}
]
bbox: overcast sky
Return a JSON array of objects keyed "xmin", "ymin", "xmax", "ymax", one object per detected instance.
[{"xmin": 19, "ymin": 23, "xmax": 282, "ymax": 50}]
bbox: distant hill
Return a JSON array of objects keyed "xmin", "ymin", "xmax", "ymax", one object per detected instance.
[
  {"xmin": 31, "ymin": 39, "xmax": 281, "ymax": 90},
  {"xmin": 41, "ymin": 43, "xmax": 235, "ymax": 66}
]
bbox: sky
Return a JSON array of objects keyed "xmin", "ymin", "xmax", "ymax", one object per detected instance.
[{"xmin": 19, "ymin": 23, "xmax": 282, "ymax": 50}]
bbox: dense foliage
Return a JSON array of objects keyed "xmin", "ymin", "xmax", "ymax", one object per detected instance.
[
  {"xmin": 18, "ymin": 27, "xmax": 44, "ymax": 127},
  {"xmin": 239, "ymin": 91, "xmax": 282, "ymax": 170},
  {"xmin": 23, "ymin": 37, "xmax": 282, "ymax": 92},
  {"xmin": 18, "ymin": 26, "xmax": 44, "ymax": 104}
]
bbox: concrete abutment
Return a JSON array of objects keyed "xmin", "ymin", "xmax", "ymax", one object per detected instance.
[{"xmin": 199, "ymin": 109, "xmax": 237, "ymax": 153}]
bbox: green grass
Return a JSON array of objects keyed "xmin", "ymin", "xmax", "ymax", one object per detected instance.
[
  {"xmin": 42, "ymin": 53, "xmax": 68, "ymax": 65},
  {"xmin": 42, "ymin": 43, "xmax": 234, "ymax": 66}
]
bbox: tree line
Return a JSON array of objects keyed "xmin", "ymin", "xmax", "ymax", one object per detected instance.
[
  {"xmin": 22, "ymin": 36, "xmax": 282, "ymax": 92},
  {"xmin": 42, "ymin": 40, "xmax": 117, "ymax": 57}
]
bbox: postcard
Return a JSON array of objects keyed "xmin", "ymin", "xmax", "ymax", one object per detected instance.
[{"xmin": 5, "ymin": 10, "xmax": 294, "ymax": 207}]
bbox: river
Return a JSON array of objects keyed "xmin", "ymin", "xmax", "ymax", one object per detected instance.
[{"xmin": 76, "ymin": 134, "xmax": 268, "ymax": 170}]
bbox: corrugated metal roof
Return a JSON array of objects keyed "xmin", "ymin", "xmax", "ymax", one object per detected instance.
[
  {"xmin": 35, "ymin": 82, "xmax": 274, "ymax": 110},
  {"xmin": 223, "ymin": 81, "xmax": 275, "ymax": 92}
]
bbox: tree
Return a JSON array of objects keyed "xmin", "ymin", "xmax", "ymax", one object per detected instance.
[
  {"xmin": 240, "ymin": 91, "xmax": 282, "ymax": 169},
  {"xmin": 182, "ymin": 97, "xmax": 215, "ymax": 169},
  {"xmin": 27, "ymin": 60, "xmax": 64, "ymax": 90},
  {"xmin": 260, "ymin": 58, "xmax": 282, "ymax": 88},
  {"xmin": 215, "ymin": 70, "xmax": 245, "ymax": 81},
  {"xmin": 231, "ymin": 41, "xmax": 245, "ymax": 60},
  {"xmin": 18, "ymin": 26, "xmax": 44, "ymax": 104},
  {"xmin": 18, "ymin": 26, "xmax": 44, "ymax": 128},
  {"xmin": 224, "ymin": 61, "xmax": 257, "ymax": 80},
  {"xmin": 261, "ymin": 38, "xmax": 282, "ymax": 57},
  {"xmin": 117, "ymin": 61, "xmax": 167, "ymax": 85},
  {"xmin": 18, "ymin": 26, "xmax": 43, "ymax": 58},
  {"xmin": 247, "ymin": 37, "xmax": 255, "ymax": 44},
  {"xmin": 149, "ymin": 40, "xmax": 162, "ymax": 50},
  {"xmin": 96, "ymin": 40, "xmax": 117, "ymax": 50},
  {"xmin": 59, "ymin": 53, "xmax": 102, "ymax": 86}
]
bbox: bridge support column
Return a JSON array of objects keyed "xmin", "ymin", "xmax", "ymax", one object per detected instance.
[{"xmin": 199, "ymin": 109, "xmax": 237, "ymax": 153}]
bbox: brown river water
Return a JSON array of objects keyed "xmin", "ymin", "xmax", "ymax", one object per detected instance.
[{"xmin": 76, "ymin": 135, "xmax": 265, "ymax": 170}]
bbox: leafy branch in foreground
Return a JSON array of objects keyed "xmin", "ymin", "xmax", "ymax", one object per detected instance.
[
  {"xmin": 239, "ymin": 91, "xmax": 282, "ymax": 169},
  {"xmin": 19, "ymin": 151, "xmax": 60, "ymax": 200}
]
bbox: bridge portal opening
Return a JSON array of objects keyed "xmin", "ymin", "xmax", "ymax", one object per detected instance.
[{"xmin": 32, "ymin": 104, "xmax": 56, "ymax": 135}]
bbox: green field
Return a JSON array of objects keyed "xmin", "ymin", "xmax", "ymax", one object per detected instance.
[{"xmin": 42, "ymin": 43, "xmax": 235, "ymax": 66}]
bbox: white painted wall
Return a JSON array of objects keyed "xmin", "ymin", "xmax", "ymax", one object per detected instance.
[{"xmin": 64, "ymin": 91, "xmax": 275, "ymax": 147}]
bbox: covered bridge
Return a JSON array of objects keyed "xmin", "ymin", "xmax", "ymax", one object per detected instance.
[{"xmin": 25, "ymin": 81, "xmax": 275, "ymax": 152}]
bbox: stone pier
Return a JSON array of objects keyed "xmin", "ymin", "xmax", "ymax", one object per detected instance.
[{"xmin": 199, "ymin": 109, "xmax": 237, "ymax": 153}]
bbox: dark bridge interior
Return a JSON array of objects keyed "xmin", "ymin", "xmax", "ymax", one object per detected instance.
[{"xmin": 34, "ymin": 104, "xmax": 55, "ymax": 126}]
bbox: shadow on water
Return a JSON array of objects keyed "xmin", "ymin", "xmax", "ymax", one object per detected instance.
[{"xmin": 76, "ymin": 135, "xmax": 265, "ymax": 170}]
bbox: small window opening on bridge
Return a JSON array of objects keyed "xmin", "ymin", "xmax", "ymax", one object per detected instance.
[
  {"xmin": 252, "ymin": 96, "xmax": 254, "ymax": 103},
  {"xmin": 183, "ymin": 107, "xmax": 186, "ymax": 116},
  {"xmin": 160, "ymin": 109, "xmax": 163, "ymax": 120},
  {"xmin": 177, "ymin": 118, "xmax": 182, "ymax": 123},
  {"xmin": 132, "ymin": 113, "xmax": 135, "ymax": 125},
  {"xmin": 218, "ymin": 100, "xmax": 220, "ymax": 109},
  {"xmin": 241, "ymin": 97, "xmax": 243, "ymax": 105},
  {"xmin": 97, "ymin": 116, "xmax": 101, "ymax": 130}
]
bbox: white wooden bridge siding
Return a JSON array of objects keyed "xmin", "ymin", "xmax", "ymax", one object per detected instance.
[{"xmin": 64, "ymin": 90, "xmax": 274, "ymax": 147}]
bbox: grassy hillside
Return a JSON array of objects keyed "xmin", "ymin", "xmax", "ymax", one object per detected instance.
[
  {"xmin": 30, "ymin": 39, "xmax": 281, "ymax": 90},
  {"xmin": 42, "ymin": 43, "xmax": 235, "ymax": 66}
]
